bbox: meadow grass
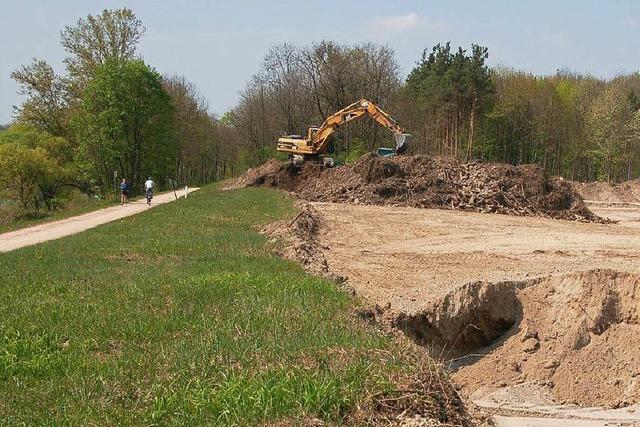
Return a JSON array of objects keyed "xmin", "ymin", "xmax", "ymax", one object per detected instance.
[{"xmin": 0, "ymin": 185, "xmax": 431, "ymax": 426}]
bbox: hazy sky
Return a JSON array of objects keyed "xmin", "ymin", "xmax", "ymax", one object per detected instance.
[{"xmin": 2, "ymin": 0, "xmax": 640, "ymax": 124}]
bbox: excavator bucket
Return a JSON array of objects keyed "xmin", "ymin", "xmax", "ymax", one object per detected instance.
[{"xmin": 394, "ymin": 133, "xmax": 411, "ymax": 154}]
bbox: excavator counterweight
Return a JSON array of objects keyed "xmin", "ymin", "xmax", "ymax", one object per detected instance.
[{"xmin": 277, "ymin": 99, "xmax": 410, "ymax": 164}]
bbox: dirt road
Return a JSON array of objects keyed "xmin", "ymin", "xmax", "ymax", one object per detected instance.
[
  {"xmin": 312, "ymin": 202, "xmax": 640, "ymax": 315},
  {"xmin": 0, "ymin": 189, "xmax": 198, "ymax": 253}
]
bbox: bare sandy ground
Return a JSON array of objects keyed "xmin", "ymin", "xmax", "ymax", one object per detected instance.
[
  {"xmin": 0, "ymin": 189, "xmax": 198, "ymax": 253},
  {"xmin": 308, "ymin": 201, "xmax": 640, "ymax": 425},
  {"xmin": 312, "ymin": 202, "xmax": 640, "ymax": 315}
]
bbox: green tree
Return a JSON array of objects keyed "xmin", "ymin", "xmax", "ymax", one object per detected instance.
[
  {"xmin": 163, "ymin": 75, "xmax": 225, "ymax": 185},
  {"xmin": 61, "ymin": 8, "xmax": 145, "ymax": 89},
  {"xmin": 586, "ymin": 84, "xmax": 631, "ymax": 181},
  {"xmin": 11, "ymin": 8, "xmax": 145, "ymax": 135},
  {"xmin": 464, "ymin": 44, "xmax": 493, "ymax": 160},
  {"xmin": 404, "ymin": 43, "xmax": 492, "ymax": 158},
  {"xmin": 625, "ymin": 109, "xmax": 640, "ymax": 180},
  {"xmin": 11, "ymin": 60, "xmax": 71, "ymax": 136},
  {"xmin": 0, "ymin": 144, "xmax": 52, "ymax": 210},
  {"xmin": 0, "ymin": 125, "xmax": 74, "ymax": 211},
  {"xmin": 71, "ymin": 59, "xmax": 174, "ymax": 193}
]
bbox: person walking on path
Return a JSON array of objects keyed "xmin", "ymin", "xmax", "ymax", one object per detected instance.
[
  {"xmin": 120, "ymin": 179, "xmax": 130, "ymax": 205},
  {"xmin": 144, "ymin": 177, "xmax": 155, "ymax": 206}
]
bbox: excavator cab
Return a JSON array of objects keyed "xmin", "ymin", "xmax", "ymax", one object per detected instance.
[{"xmin": 376, "ymin": 147, "xmax": 395, "ymax": 157}]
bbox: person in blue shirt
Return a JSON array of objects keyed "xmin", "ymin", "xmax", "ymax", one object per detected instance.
[{"xmin": 120, "ymin": 178, "xmax": 129, "ymax": 205}]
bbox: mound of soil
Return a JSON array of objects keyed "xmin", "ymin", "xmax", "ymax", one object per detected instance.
[
  {"xmin": 450, "ymin": 270, "xmax": 640, "ymax": 408},
  {"xmin": 235, "ymin": 153, "xmax": 603, "ymax": 222},
  {"xmin": 573, "ymin": 180, "xmax": 640, "ymax": 204},
  {"xmin": 261, "ymin": 202, "xmax": 344, "ymax": 283},
  {"xmin": 223, "ymin": 159, "xmax": 285, "ymax": 190}
]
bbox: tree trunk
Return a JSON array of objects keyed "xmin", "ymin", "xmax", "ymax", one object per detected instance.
[{"xmin": 467, "ymin": 95, "xmax": 477, "ymax": 161}]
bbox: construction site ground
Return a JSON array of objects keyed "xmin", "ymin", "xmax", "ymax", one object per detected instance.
[
  {"xmin": 313, "ymin": 202, "xmax": 640, "ymax": 315},
  {"xmin": 310, "ymin": 201, "xmax": 640, "ymax": 426},
  {"xmin": 235, "ymin": 157, "xmax": 640, "ymax": 425}
]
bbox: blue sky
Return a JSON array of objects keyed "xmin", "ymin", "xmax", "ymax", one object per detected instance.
[{"xmin": 1, "ymin": 0, "xmax": 640, "ymax": 124}]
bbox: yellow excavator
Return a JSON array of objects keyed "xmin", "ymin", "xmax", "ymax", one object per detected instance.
[{"xmin": 277, "ymin": 99, "xmax": 411, "ymax": 166}]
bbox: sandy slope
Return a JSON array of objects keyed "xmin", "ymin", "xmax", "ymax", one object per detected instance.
[{"xmin": 0, "ymin": 189, "xmax": 198, "ymax": 253}]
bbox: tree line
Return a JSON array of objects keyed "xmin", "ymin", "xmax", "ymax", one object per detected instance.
[
  {"xmin": 233, "ymin": 42, "xmax": 640, "ymax": 182},
  {"xmin": 1, "ymin": 8, "xmax": 235, "ymax": 218},
  {"xmin": 231, "ymin": 42, "xmax": 401, "ymax": 164},
  {"xmin": 3, "ymin": 8, "xmax": 640, "ymax": 221}
]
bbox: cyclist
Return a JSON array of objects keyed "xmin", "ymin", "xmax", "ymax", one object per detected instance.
[{"xmin": 144, "ymin": 177, "xmax": 154, "ymax": 205}]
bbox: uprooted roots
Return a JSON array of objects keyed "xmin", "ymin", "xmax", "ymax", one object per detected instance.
[
  {"xmin": 233, "ymin": 153, "xmax": 606, "ymax": 222},
  {"xmin": 360, "ymin": 363, "xmax": 473, "ymax": 426}
]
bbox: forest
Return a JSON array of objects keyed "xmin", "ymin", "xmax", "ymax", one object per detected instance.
[
  {"xmin": 2, "ymin": 7, "xmax": 640, "ymax": 223},
  {"xmin": 236, "ymin": 42, "xmax": 640, "ymax": 183}
]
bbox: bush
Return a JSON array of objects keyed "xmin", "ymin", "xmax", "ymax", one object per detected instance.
[{"xmin": 0, "ymin": 125, "xmax": 75, "ymax": 212}]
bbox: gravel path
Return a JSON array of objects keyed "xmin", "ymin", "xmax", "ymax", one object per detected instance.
[{"xmin": 0, "ymin": 189, "xmax": 198, "ymax": 253}]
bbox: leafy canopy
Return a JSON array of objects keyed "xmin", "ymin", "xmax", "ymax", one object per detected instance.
[{"xmin": 72, "ymin": 59, "xmax": 174, "ymax": 188}]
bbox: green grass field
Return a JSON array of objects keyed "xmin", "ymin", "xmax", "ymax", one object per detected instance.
[{"xmin": 0, "ymin": 185, "xmax": 459, "ymax": 426}]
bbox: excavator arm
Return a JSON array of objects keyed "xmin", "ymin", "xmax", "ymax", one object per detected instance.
[{"xmin": 277, "ymin": 99, "xmax": 410, "ymax": 159}]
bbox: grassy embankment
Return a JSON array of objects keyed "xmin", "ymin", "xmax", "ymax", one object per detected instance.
[{"xmin": 0, "ymin": 185, "xmax": 460, "ymax": 425}]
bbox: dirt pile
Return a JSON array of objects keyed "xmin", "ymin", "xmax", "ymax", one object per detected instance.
[
  {"xmin": 573, "ymin": 180, "xmax": 640, "ymax": 204},
  {"xmin": 449, "ymin": 270, "xmax": 640, "ymax": 408},
  {"xmin": 261, "ymin": 202, "xmax": 344, "ymax": 283},
  {"xmin": 222, "ymin": 159, "xmax": 286, "ymax": 190},
  {"xmin": 236, "ymin": 153, "xmax": 604, "ymax": 222}
]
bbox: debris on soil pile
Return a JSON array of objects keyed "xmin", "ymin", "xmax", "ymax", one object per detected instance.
[
  {"xmin": 362, "ymin": 366, "xmax": 473, "ymax": 426},
  {"xmin": 222, "ymin": 159, "xmax": 286, "ymax": 190},
  {"xmin": 236, "ymin": 153, "xmax": 604, "ymax": 222},
  {"xmin": 573, "ymin": 179, "xmax": 640, "ymax": 204},
  {"xmin": 261, "ymin": 202, "xmax": 344, "ymax": 283},
  {"xmin": 452, "ymin": 269, "xmax": 640, "ymax": 408}
]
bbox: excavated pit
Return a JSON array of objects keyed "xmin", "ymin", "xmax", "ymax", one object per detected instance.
[
  {"xmin": 261, "ymin": 203, "xmax": 640, "ymax": 409},
  {"xmin": 392, "ymin": 279, "xmax": 530, "ymax": 357},
  {"xmin": 353, "ymin": 269, "xmax": 640, "ymax": 415},
  {"xmin": 400, "ymin": 270, "xmax": 640, "ymax": 409}
]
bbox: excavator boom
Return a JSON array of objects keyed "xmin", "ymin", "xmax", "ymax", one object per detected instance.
[{"xmin": 277, "ymin": 99, "xmax": 410, "ymax": 160}]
